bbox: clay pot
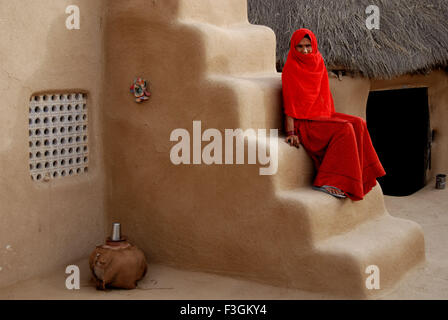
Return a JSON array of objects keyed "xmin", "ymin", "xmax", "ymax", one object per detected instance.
[{"xmin": 89, "ymin": 236, "xmax": 147, "ymax": 290}]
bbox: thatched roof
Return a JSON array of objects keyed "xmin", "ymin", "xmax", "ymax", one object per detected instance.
[{"xmin": 248, "ymin": 0, "xmax": 448, "ymax": 79}]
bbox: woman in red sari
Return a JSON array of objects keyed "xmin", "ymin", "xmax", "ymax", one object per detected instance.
[{"xmin": 282, "ymin": 28, "xmax": 386, "ymax": 201}]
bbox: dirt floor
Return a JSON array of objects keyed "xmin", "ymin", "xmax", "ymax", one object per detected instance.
[{"xmin": 0, "ymin": 179, "xmax": 447, "ymax": 300}]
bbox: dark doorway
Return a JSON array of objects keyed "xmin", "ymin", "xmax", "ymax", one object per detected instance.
[{"xmin": 366, "ymin": 87, "xmax": 430, "ymax": 196}]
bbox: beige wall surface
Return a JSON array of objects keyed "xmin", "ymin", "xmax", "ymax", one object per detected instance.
[
  {"xmin": 102, "ymin": 0, "xmax": 281, "ymax": 269},
  {"xmin": 329, "ymin": 73, "xmax": 371, "ymax": 119},
  {"xmin": 0, "ymin": 0, "xmax": 106, "ymax": 288}
]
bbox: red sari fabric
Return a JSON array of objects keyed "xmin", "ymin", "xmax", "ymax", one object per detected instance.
[
  {"xmin": 282, "ymin": 28, "xmax": 335, "ymax": 119},
  {"xmin": 282, "ymin": 29, "xmax": 386, "ymax": 201},
  {"xmin": 294, "ymin": 114, "xmax": 386, "ymax": 201}
]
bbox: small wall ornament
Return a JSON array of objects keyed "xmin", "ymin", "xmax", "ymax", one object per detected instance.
[{"xmin": 130, "ymin": 77, "xmax": 151, "ymax": 103}]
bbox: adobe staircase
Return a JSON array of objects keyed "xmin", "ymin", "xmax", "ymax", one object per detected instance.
[{"xmin": 106, "ymin": 0, "xmax": 425, "ymax": 298}]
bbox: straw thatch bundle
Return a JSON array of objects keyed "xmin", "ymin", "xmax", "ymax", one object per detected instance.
[{"xmin": 248, "ymin": 0, "xmax": 448, "ymax": 79}]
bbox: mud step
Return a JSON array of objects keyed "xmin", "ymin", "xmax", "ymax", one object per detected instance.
[
  {"xmin": 295, "ymin": 214, "xmax": 426, "ymax": 297},
  {"xmin": 178, "ymin": 0, "xmax": 249, "ymax": 26},
  {"xmin": 185, "ymin": 22, "xmax": 276, "ymax": 75},
  {"xmin": 276, "ymin": 184, "xmax": 388, "ymax": 242},
  {"xmin": 204, "ymin": 73, "xmax": 283, "ymax": 129}
]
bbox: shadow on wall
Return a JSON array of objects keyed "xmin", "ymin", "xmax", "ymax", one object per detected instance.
[{"xmin": 102, "ymin": 4, "xmax": 293, "ymax": 270}]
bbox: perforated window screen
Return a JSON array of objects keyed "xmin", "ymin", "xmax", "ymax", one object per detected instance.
[{"xmin": 29, "ymin": 93, "xmax": 89, "ymax": 181}]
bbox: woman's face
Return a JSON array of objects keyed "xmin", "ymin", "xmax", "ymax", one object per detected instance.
[{"xmin": 295, "ymin": 37, "xmax": 312, "ymax": 54}]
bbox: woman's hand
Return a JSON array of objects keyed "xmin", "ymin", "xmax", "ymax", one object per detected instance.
[
  {"xmin": 286, "ymin": 135, "xmax": 300, "ymax": 148},
  {"xmin": 285, "ymin": 115, "xmax": 299, "ymax": 148}
]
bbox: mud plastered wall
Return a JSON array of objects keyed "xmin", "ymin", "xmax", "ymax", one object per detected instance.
[
  {"xmin": 103, "ymin": 0, "xmax": 309, "ymax": 283},
  {"xmin": 329, "ymin": 74, "xmax": 371, "ymax": 119},
  {"xmin": 0, "ymin": 0, "xmax": 106, "ymax": 287}
]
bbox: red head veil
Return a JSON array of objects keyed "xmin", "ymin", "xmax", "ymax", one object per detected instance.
[{"xmin": 282, "ymin": 28, "xmax": 335, "ymax": 120}]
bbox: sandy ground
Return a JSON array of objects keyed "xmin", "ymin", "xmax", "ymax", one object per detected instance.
[{"xmin": 0, "ymin": 179, "xmax": 447, "ymax": 300}]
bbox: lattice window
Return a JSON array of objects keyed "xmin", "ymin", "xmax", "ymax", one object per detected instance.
[{"xmin": 29, "ymin": 93, "xmax": 89, "ymax": 181}]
